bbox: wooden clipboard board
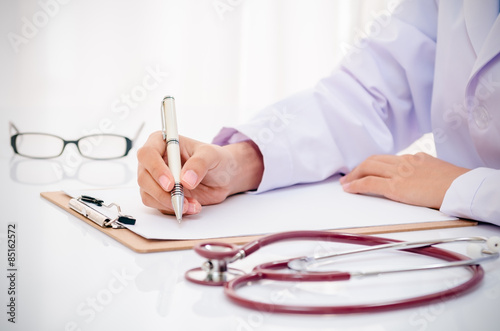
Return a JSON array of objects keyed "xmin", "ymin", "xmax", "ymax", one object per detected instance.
[{"xmin": 40, "ymin": 190, "xmax": 477, "ymax": 253}]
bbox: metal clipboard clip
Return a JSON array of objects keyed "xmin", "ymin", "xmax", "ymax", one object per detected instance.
[{"xmin": 69, "ymin": 195, "xmax": 136, "ymax": 229}]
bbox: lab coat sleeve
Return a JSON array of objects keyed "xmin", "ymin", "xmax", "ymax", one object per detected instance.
[
  {"xmin": 214, "ymin": 0, "xmax": 439, "ymax": 193},
  {"xmin": 441, "ymin": 169, "xmax": 500, "ymax": 226}
]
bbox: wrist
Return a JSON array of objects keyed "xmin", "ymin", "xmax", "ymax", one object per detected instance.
[{"xmin": 224, "ymin": 141, "xmax": 264, "ymax": 195}]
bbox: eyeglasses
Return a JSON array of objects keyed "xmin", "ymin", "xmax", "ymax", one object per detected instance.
[{"xmin": 9, "ymin": 121, "xmax": 144, "ymax": 160}]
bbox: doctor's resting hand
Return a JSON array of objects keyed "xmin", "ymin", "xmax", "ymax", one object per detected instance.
[
  {"xmin": 137, "ymin": 131, "xmax": 470, "ymax": 216},
  {"xmin": 339, "ymin": 153, "xmax": 469, "ymax": 210},
  {"xmin": 137, "ymin": 131, "xmax": 264, "ymax": 216}
]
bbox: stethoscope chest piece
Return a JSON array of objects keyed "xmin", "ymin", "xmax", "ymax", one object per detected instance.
[
  {"xmin": 185, "ymin": 241, "xmax": 246, "ymax": 286},
  {"xmin": 185, "ymin": 266, "xmax": 245, "ymax": 286}
]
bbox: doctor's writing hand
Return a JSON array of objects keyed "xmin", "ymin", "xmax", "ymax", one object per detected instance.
[
  {"xmin": 340, "ymin": 152, "xmax": 470, "ymax": 209},
  {"xmin": 137, "ymin": 132, "xmax": 264, "ymax": 216}
]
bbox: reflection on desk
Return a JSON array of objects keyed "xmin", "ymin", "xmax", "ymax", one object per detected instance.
[{"xmin": 9, "ymin": 157, "xmax": 134, "ymax": 186}]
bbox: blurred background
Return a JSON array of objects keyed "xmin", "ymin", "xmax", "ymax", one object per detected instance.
[{"xmin": 0, "ymin": 0, "xmax": 396, "ymax": 158}]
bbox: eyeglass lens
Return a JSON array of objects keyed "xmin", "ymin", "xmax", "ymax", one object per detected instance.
[
  {"xmin": 14, "ymin": 134, "xmax": 64, "ymax": 158},
  {"xmin": 78, "ymin": 135, "xmax": 129, "ymax": 159}
]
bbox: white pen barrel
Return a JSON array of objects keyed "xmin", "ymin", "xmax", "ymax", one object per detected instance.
[
  {"xmin": 163, "ymin": 97, "xmax": 181, "ymax": 183},
  {"xmin": 163, "ymin": 97, "xmax": 179, "ymax": 141},
  {"xmin": 167, "ymin": 142, "xmax": 181, "ymax": 183},
  {"xmin": 162, "ymin": 96, "xmax": 184, "ymax": 222}
]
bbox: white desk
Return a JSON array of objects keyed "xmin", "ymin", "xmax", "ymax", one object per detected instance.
[{"xmin": 1, "ymin": 153, "xmax": 499, "ymax": 331}]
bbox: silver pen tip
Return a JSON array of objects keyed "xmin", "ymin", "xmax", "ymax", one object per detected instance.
[{"xmin": 171, "ymin": 194, "xmax": 183, "ymax": 223}]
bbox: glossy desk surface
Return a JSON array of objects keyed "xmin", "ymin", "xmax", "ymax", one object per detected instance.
[{"xmin": 0, "ymin": 153, "xmax": 499, "ymax": 331}]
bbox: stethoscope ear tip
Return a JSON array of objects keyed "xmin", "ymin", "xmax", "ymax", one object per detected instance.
[
  {"xmin": 466, "ymin": 237, "xmax": 500, "ymax": 258},
  {"xmin": 487, "ymin": 236, "xmax": 500, "ymax": 253},
  {"xmin": 466, "ymin": 243, "xmax": 484, "ymax": 259}
]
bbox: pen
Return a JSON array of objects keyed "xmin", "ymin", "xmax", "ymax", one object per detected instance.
[{"xmin": 161, "ymin": 96, "xmax": 184, "ymax": 223}]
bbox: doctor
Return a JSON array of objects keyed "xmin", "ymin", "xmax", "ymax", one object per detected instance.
[{"xmin": 137, "ymin": 0, "xmax": 500, "ymax": 225}]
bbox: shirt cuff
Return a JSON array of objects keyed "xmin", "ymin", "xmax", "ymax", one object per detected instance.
[
  {"xmin": 440, "ymin": 167, "xmax": 500, "ymax": 225},
  {"xmin": 212, "ymin": 128, "xmax": 250, "ymax": 146},
  {"xmin": 212, "ymin": 125, "xmax": 294, "ymax": 194}
]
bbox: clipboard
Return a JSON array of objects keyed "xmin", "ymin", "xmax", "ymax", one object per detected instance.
[{"xmin": 40, "ymin": 190, "xmax": 477, "ymax": 253}]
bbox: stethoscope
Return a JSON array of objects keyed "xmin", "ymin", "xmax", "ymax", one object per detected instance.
[{"xmin": 185, "ymin": 231, "xmax": 500, "ymax": 314}]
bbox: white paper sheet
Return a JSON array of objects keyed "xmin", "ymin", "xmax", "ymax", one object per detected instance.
[{"xmin": 66, "ymin": 176, "xmax": 457, "ymax": 240}]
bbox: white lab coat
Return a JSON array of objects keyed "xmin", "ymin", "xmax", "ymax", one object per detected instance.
[{"xmin": 214, "ymin": 0, "xmax": 500, "ymax": 225}]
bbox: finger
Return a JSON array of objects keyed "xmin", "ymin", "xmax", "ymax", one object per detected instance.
[
  {"xmin": 342, "ymin": 176, "xmax": 397, "ymax": 201},
  {"xmin": 341, "ymin": 158, "xmax": 394, "ymax": 184},
  {"xmin": 138, "ymin": 166, "xmax": 174, "ymax": 208},
  {"xmin": 138, "ymin": 162, "xmax": 179, "ymax": 213},
  {"xmin": 137, "ymin": 163, "xmax": 170, "ymax": 205},
  {"xmin": 139, "ymin": 187, "xmax": 173, "ymax": 213},
  {"xmin": 180, "ymin": 144, "xmax": 223, "ymax": 190},
  {"xmin": 184, "ymin": 197, "xmax": 202, "ymax": 215},
  {"xmin": 140, "ymin": 187, "xmax": 202, "ymax": 216},
  {"xmin": 136, "ymin": 131, "xmax": 173, "ymax": 192},
  {"xmin": 364, "ymin": 154, "xmax": 400, "ymax": 165}
]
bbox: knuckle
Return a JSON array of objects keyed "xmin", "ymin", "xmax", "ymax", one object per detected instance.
[
  {"xmin": 140, "ymin": 190, "xmax": 153, "ymax": 207},
  {"xmin": 137, "ymin": 131, "xmax": 165, "ymax": 160},
  {"xmin": 136, "ymin": 145, "xmax": 153, "ymax": 162},
  {"xmin": 136, "ymin": 146, "xmax": 145, "ymax": 160},
  {"xmin": 400, "ymin": 154, "xmax": 412, "ymax": 162},
  {"xmin": 412, "ymin": 151, "xmax": 429, "ymax": 164},
  {"xmin": 408, "ymin": 153, "xmax": 419, "ymax": 162},
  {"xmin": 357, "ymin": 158, "xmax": 370, "ymax": 168},
  {"xmin": 136, "ymin": 171, "xmax": 147, "ymax": 188},
  {"xmin": 197, "ymin": 143, "xmax": 218, "ymax": 156},
  {"xmin": 193, "ymin": 144, "xmax": 219, "ymax": 168},
  {"xmin": 152, "ymin": 130, "xmax": 163, "ymax": 137},
  {"xmin": 147, "ymin": 130, "xmax": 163, "ymax": 143},
  {"xmin": 361, "ymin": 176, "xmax": 376, "ymax": 188}
]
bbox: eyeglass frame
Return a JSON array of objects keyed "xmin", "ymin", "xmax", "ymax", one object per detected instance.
[{"xmin": 9, "ymin": 121, "xmax": 144, "ymax": 160}]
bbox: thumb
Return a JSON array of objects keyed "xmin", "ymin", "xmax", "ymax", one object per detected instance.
[{"xmin": 180, "ymin": 144, "xmax": 221, "ymax": 190}]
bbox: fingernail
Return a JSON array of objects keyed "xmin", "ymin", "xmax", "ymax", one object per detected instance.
[
  {"xmin": 159, "ymin": 175, "xmax": 171, "ymax": 191},
  {"xmin": 342, "ymin": 182, "xmax": 350, "ymax": 191},
  {"xmin": 339, "ymin": 176, "xmax": 345, "ymax": 184},
  {"xmin": 187, "ymin": 201, "xmax": 201, "ymax": 214},
  {"xmin": 183, "ymin": 170, "xmax": 198, "ymax": 188}
]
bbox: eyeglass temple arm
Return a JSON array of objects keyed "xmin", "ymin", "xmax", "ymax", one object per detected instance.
[
  {"xmin": 132, "ymin": 122, "xmax": 145, "ymax": 143},
  {"xmin": 9, "ymin": 121, "xmax": 20, "ymax": 136}
]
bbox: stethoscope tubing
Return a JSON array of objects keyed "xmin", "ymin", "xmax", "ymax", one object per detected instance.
[
  {"xmin": 224, "ymin": 265, "xmax": 483, "ymax": 314},
  {"xmin": 222, "ymin": 233, "xmax": 486, "ymax": 314},
  {"xmin": 194, "ymin": 231, "xmax": 409, "ymax": 261}
]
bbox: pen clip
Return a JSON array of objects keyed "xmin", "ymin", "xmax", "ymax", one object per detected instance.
[{"xmin": 161, "ymin": 98, "xmax": 168, "ymax": 141}]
